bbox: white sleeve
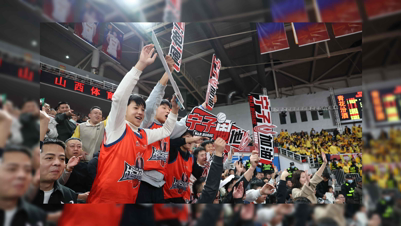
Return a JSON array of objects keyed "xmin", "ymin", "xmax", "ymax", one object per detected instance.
[
  {"xmin": 170, "ymin": 115, "xmax": 188, "ymax": 139},
  {"xmin": 255, "ymin": 208, "xmax": 276, "ymax": 224},
  {"xmin": 46, "ymin": 118, "xmax": 58, "ymax": 139},
  {"xmin": 245, "ymin": 189, "xmax": 261, "ymax": 202},
  {"xmin": 145, "ymin": 112, "xmax": 178, "ymax": 145},
  {"xmin": 223, "ymin": 151, "xmax": 232, "ymax": 170},
  {"xmin": 141, "ymin": 82, "xmax": 166, "ymax": 129},
  {"xmin": 106, "ymin": 67, "xmax": 142, "ymax": 145}
]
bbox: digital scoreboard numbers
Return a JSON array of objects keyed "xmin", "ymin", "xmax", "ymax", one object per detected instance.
[
  {"xmin": 335, "ymin": 91, "xmax": 362, "ymax": 123},
  {"xmin": 370, "ymin": 85, "xmax": 401, "ymax": 124}
]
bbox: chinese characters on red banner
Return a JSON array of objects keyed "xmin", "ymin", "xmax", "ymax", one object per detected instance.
[
  {"xmin": 248, "ymin": 94, "xmax": 277, "ymax": 164},
  {"xmin": 205, "ymin": 54, "xmax": 221, "ymax": 111},
  {"xmin": 168, "ymin": 23, "xmax": 185, "ymax": 73}
]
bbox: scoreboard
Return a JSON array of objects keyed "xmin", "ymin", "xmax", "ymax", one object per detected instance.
[
  {"xmin": 370, "ymin": 85, "xmax": 401, "ymax": 124},
  {"xmin": 335, "ymin": 91, "xmax": 362, "ymax": 123}
]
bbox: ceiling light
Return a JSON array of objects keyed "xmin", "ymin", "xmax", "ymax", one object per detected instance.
[
  {"xmin": 66, "ymin": 55, "xmax": 69, "ymax": 59},
  {"xmin": 31, "ymin": 40, "xmax": 37, "ymax": 47}
]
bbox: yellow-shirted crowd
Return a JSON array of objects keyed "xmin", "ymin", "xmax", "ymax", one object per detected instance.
[
  {"xmin": 363, "ymin": 127, "xmax": 401, "ymax": 192},
  {"xmin": 275, "ymin": 124, "xmax": 363, "ymax": 159}
]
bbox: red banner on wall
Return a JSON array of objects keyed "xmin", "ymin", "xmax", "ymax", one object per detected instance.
[
  {"xmin": 256, "ymin": 23, "xmax": 290, "ymax": 54},
  {"xmin": 363, "ymin": 0, "xmax": 401, "ymax": 20},
  {"xmin": 292, "ymin": 23, "xmax": 330, "ymax": 47},
  {"xmin": 332, "ymin": 23, "xmax": 362, "ymax": 38}
]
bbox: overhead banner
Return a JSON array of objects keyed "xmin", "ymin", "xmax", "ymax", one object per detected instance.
[
  {"xmin": 270, "ymin": 0, "xmax": 309, "ymax": 22},
  {"xmin": 74, "ymin": 3, "xmax": 104, "ymax": 46},
  {"xmin": 42, "ymin": 0, "xmax": 75, "ymax": 22},
  {"xmin": 314, "ymin": 0, "xmax": 361, "ymax": 22},
  {"xmin": 256, "ymin": 23, "xmax": 290, "ymax": 54},
  {"xmin": 363, "ymin": 0, "xmax": 401, "ymax": 20},
  {"xmin": 163, "ymin": 0, "xmax": 182, "ymax": 22},
  {"xmin": 205, "ymin": 54, "xmax": 221, "ymax": 111},
  {"xmin": 185, "ymin": 107, "xmax": 250, "ymax": 150},
  {"xmin": 168, "ymin": 23, "xmax": 185, "ymax": 73},
  {"xmin": 248, "ymin": 94, "xmax": 277, "ymax": 164},
  {"xmin": 102, "ymin": 23, "xmax": 124, "ymax": 62},
  {"xmin": 292, "ymin": 23, "xmax": 330, "ymax": 47},
  {"xmin": 332, "ymin": 23, "xmax": 362, "ymax": 38}
]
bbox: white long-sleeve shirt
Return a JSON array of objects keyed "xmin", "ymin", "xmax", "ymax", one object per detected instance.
[{"xmin": 105, "ymin": 67, "xmax": 177, "ymax": 147}]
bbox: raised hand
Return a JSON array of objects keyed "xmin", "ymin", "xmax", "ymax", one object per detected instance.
[
  {"xmin": 321, "ymin": 151, "xmax": 327, "ymax": 164},
  {"xmin": 66, "ymin": 155, "xmax": 83, "ymax": 172},
  {"xmin": 249, "ymin": 150, "xmax": 260, "ymax": 169},
  {"xmin": 166, "ymin": 55, "xmax": 174, "ymax": 72},
  {"xmin": 170, "ymin": 95, "xmax": 179, "ymax": 114},
  {"xmin": 233, "ymin": 181, "xmax": 244, "ymax": 199},
  {"xmin": 65, "ymin": 109, "xmax": 75, "ymax": 117},
  {"xmin": 136, "ymin": 44, "xmax": 158, "ymax": 71},
  {"xmin": 260, "ymin": 182, "xmax": 275, "ymax": 195},
  {"xmin": 281, "ymin": 170, "xmax": 289, "ymax": 180},
  {"xmin": 214, "ymin": 138, "xmax": 226, "ymax": 157}
]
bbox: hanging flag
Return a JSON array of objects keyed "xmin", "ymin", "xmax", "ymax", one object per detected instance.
[
  {"xmin": 363, "ymin": 0, "xmax": 401, "ymax": 20},
  {"xmin": 74, "ymin": 3, "xmax": 104, "ymax": 46},
  {"xmin": 42, "ymin": 0, "xmax": 75, "ymax": 22},
  {"xmin": 163, "ymin": 0, "xmax": 182, "ymax": 22},
  {"xmin": 168, "ymin": 23, "xmax": 185, "ymax": 73},
  {"xmin": 270, "ymin": 0, "xmax": 309, "ymax": 22},
  {"xmin": 248, "ymin": 94, "xmax": 277, "ymax": 164},
  {"xmin": 314, "ymin": 0, "xmax": 361, "ymax": 22},
  {"xmin": 332, "ymin": 23, "xmax": 362, "ymax": 38},
  {"xmin": 292, "ymin": 23, "xmax": 330, "ymax": 47},
  {"xmin": 256, "ymin": 23, "xmax": 290, "ymax": 54},
  {"xmin": 205, "ymin": 54, "xmax": 221, "ymax": 111},
  {"xmin": 102, "ymin": 23, "xmax": 124, "ymax": 62},
  {"xmin": 185, "ymin": 107, "xmax": 250, "ymax": 150}
]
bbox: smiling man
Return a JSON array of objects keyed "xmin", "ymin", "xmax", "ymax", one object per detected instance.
[{"xmin": 71, "ymin": 106, "xmax": 106, "ymax": 161}]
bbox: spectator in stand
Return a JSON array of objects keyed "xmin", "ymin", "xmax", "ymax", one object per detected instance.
[
  {"xmin": 71, "ymin": 106, "xmax": 106, "ymax": 161},
  {"xmin": 54, "ymin": 102, "xmax": 77, "ymax": 142},
  {"xmin": 43, "ymin": 103, "xmax": 58, "ymax": 139},
  {"xmin": 353, "ymin": 177, "xmax": 362, "ymax": 204},
  {"xmin": 245, "ymin": 179, "xmax": 275, "ymax": 204},
  {"xmin": 344, "ymin": 126, "xmax": 351, "ymax": 135},
  {"xmin": 58, "ymin": 138, "xmax": 91, "ymax": 194},
  {"xmin": 341, "ymin": 174, "xmax": 356, "ymax": 204},
  {"xmin": 19, "ymin": 98, "xmax": 40, "ymax": 148},
  {"xmin": 291, "ymin": 152, "xmax": 327, "ymax": 204},
  {"xmin": 335, "ymin": 193, "xmax": 346, "ymax": 204},
  {"xmin": 316, "ymin": 172, "xmax": 331, "ymax": 200},
  {"xmin": 192, "ymin": 147, "xmax": 207, "ymax": 179},
  {"xmin": 3, "ymin": 100, "xmax": 23, "ymax": 146}
]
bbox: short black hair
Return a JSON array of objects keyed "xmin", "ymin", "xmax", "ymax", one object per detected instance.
[
  {"xmin": 42, "ymin": 138, "xmax": 66, "ymax": 152},
  {"xmin": 201, "ymin": 140, "xmax": 214, "ymax": 148},
  {"xmin": 180, "ymin": 129, "xmax": 193, "ymax": 138},
  {"xmin": 160, "ymin": 99, "xmax": 172, "ymax": 109},
  {"xmin": 193, "ymin": 146, "xmax": 206, "ymax": 159},
  {"xmin": 250, "ymin": 179, "xmax": 264, "ymax": 190},
  {"xmin": 90, "ymin": 106, "xmax": 102, "ymax": 113},
  {"xmin": 3, "ymin": 145, "xmax": 32, "ymax": 159},
  {"xmin": 21, "ymin": 98, "xmax": 37, "ymax": 108},
  {"xmin": 193, "ymin": 177, "xmax": 206, "ymax": 198},
  {"xmin": 127, "ymin": 94, "xmax": 146, "ymax": 109},
  {"xmin": 322, "ymin": 172, "xmax": 330, "ymax": 179},
  {"xmin": 56, "ymin": 101, "xmax": 68, "ymax": 111}
]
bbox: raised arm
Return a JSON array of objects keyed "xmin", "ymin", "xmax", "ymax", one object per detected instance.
[
  {"xmin": 106, "ymin": 44, "xmax": 157, "ymax": 145},
  {"xmin": 141, "ymin": 56, "xmax": 173, "ymax": 128}
]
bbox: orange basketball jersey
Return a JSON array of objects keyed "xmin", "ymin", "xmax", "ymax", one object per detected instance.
[
  {"xmin": 58, "ymin": 204, "xmax": 124, "ymax": 226},
  {"xmin": 153, "ymin": 204, "xmax": 189, "ymax": 222},
  {"xmin": 163, "ymin": 151, "xmax": 193, "ymax": 200},
  {"xmin": 88, "ymin": 124, "xmax": 148, "ymax": 204},
  {"xmin": 143, "ymin": 122, "xmax": 170, "ymax": 175}
]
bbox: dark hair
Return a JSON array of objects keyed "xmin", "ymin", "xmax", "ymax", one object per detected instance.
[
  {"xmin": 180, "ymin": 130, "xmax": 193, "ymax": 138},
  {"xmin": 3, "ymin": 145, "xmax": 32, "ymax": 159},
  {"xmin": 316, "ymin": 218, "xmax": 338, "ymax": 226},
  {"xmin": 90, "ymin": 106, "xmax": 102, "ymax": 113},
  {"xmin": 250, "ymin": 179, "xmax": 265, "ymax": 190},
  {"xmin": 55, "ymin": 101, "xmax": 68, "ymax": 111},
  {"xmin": 193, "ymin": 177, "xmax": 206, "ymax": 198},
  {"xmin": 42, "ymin": 138, "xmax": 66, "ymax": 152},
  {"xmin": 291, "ymin": 170, "xmax": 305, "ymax": 189},
  {"xmin": 127, "ymin": 94, "xmax": 146, "ymax": 109},
  {"xmin": 193, "ymin": 146, "xmax": 206, "ymax": 159},
  {"xmin": 160, "ymin": 99, "xmax": 172, "ymax": 109},
  {"xmin": 322, "ymin": 172, "xmax": 330, "ymax": 179},
  {"xmin": 293, "ymin": 197, "xmax": 311, "ymax": 203},
  {"xmin": 201, "ymin": 140, "xmax": 214, "ymax": 148},
  {"xmin": 21, "ymin": 98, "xmax": 37, "ymax": 108},
  {"xmin": 65, "ymin": 137, "xmax": 82, "ymax": 145}
]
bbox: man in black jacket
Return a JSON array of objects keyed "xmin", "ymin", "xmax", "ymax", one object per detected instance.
[
  {"xmin": 33, "ymin": 138, "xmax": 78, "ymax": 208},
  {"xmin": 55, "ymin": 101, "xmax": 76, "ymax": 142},
  {"xmin": 0, "ymin": 146, "xmax": 47, "ymax": 226},
  {"xmin": 316, "ymin": 172, "xmax": 331, "ymax": 199},
  {"xmin": 19, "ymin": 98, "xmax": 40, "ymax": 148}
]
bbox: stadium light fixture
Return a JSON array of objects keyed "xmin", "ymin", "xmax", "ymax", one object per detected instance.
[
  {"xmin": 31, "ymin": 40, "xmax": 37, "ymax": 47},
  {"xmin": 66, "ymin": 55, "xmax": 69, "ymax": 59}
]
